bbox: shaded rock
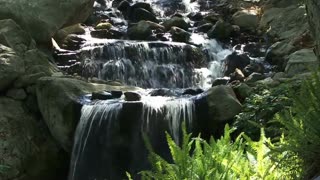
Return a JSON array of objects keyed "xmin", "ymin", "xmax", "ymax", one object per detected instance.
[
  {"xmin": 0, "ymin": 19, "xmax": 35, "ymax": 54},
  {"xmin": 306, "ymin": 0, "xmax": 320, "ymax": 60},
  {"xmin": 230, "ymin": 68, "xmax": 245, "ymax": 82},
  {"xmin": 212, "ymin": 77, "xmax": 229, "ymax": 87},
  {"xmin": 245, "ymin": 73, "xmax": 265, "ymax": 83},
  {"xmin": 207, "ymin": 20, "xmax": 233, "ymax": 40},
  {"xmin": 111, "ymin": 91, "xmax": 123, "ymax": 98},
  {"xmin": 170, "ymin": 26, "xmax": 191, "ymax": 43},
  {"xmin": 0, "ymin": 0, "xmax": 95, "ymax": 45},
  {"xmin": 223, "ymin": 52, "xmax": 251, "ymax": 76},
  {"xmin": 90, "ymin": 29, "xmax": 113, "ymax": 39},
  {"xmin": 54, "ymin": 24, "xmax": 86, "ymax": 44},
  {"xmin": 131, "ymin": 2, "xmax": 154, "ymax": 14},
  {"xmin": 117, "ymin": 0, "xmax": 130, "ymax": 12},
  {"xmin": 182, "ymin": 88, "xmax": 204, "ymax": 96},
  {"xmin": 127, "ymin": 21, "xmax": 164, "ymax": 40},
  {"xmin": 149, "ymin": 88, "xmax": 176, "ymax": 96},
  {"xmin": 163, "ymin": 17, "xmax": 189, "ymax": 31},
  {"xmin": 0, "ymin": 97, "xmax": 68, "ymax": 180},
  {"xmin": 60, "ymin": 34, "xmax": 86, "ymax": 50},
  {"xmin": 285, "ymin": 49, "xmax": 319, "ymax": 76},
  {"xmin": 208, "ymin": 85, "xmax": 242, "ymax": 122},
  {"xmin": 36, "ymin": 77, "xmax": 138, "ymax": 151},
  {"xmin": 232, "ymin": 10, "xmax": 259, "ymax": 30},
  {"xmin": 6, "ymin": 88, "xmax": 27, "ymax": 100},
  {"xmin": 0, "ymin": 44, "xmax": 24, "ymax": 92},
  {"xmin": 196, "ymin": 23, "xmax": 213, "ymax": 33},
  {"xmin": 243, "ymin": 62, "xmax": 266, "ymax": 77},
  {"xmin": 124, "ymin": 91, "xmax": 141, "ymax": 101},
  {"xmin": 232, "ymin": 83, "xmax": 252, "ymax": 102},
  {"xmin": 130, "ymin": 8, "xmax": 158, "ymax": 23},
  {"xmin": 92, "ymin": 91, "xmax": 113, "ymax": 100}
]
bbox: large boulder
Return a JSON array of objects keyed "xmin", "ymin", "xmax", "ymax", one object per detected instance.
[
  {"xmin": 0, "ymin": 97, "xmax": 67, "ymax": 180},
  {"xmin": 36, "ymin": 77, "xmax": 139, "ymax": 151},
  {"xmin": 0, "ymin": 19, "xmax": 36, "ymax": 54},
  {"xmin": 163, "ymin": 16, "xmax": 189, "ymax": 31},
  {"xmin": 0, "ymin": 0, "xmax": 95, "ymax": 45},
  {"xmin": 207, "ymin": 85, "xmax": 242, "ymax": 122},
  {"xmin": 232, "ymin": 10, "xmax": 259, "ymax": 31},
  {"xmin": 285, "ymin": 49, "xmax": 319, "ymax": 76},
  {"xmin": 0, "ymin": 44, "xmax": 24, "ymax": 92},
  {"xmin": 127, "ymin": 20, "xmax": 164, "ymax": 40},
  {"xmin": 207, "ymin": 20, "xmax": 233, "ymax": 40}
]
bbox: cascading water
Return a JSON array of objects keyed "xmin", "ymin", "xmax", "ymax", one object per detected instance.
[{"xmin": 64, "ymin": 0, "xmax": 235, "ymax": 179}]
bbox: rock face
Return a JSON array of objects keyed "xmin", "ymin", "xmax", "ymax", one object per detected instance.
[
  {"xmin": 306, "ymin": 0, "xmax": 320, "ymax": 60},
  {"xmin": 232, "ymin": 10, "xmax": 259, "ymax": 30},
  {"xmin": 285, "ymin": 49, "xmax": 319, "ymax": 76},
  {"xmin": 0, "ymin": 44, "xmax": 24, "ymax": 92},
  {"xmin": 36, "ymin": 77, "xmax": 139, "ymax": 151},
  {"xmin": 0, "ymin": 0, "xmax": 95, "ymax": 45},
  {"xmin": 0, "ymin": 97, "xmax": 68, "ymax": 180}
]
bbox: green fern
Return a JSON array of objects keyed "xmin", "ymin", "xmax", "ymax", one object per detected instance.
[{"xmin": 141, "ymin": 123, "xmax": 294, "ymax": 180}]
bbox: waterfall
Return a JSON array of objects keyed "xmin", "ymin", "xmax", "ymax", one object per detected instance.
[{"xmin": 69, "ymin": 96, "xmax": 195, "ymax": 180}]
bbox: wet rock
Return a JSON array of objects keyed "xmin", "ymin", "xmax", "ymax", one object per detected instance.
[
  {"xmin": 117, "ymin": 0, "xmax": 130, "ymax": 12},
  {"xmin": 203, "ymin": 12, "xmax": 220, "ymax": 24},
  {"xmin": 223, "ymin": 52, "xmax": 251, "ymax": 76},
  {"xmin": 111, "ymin": 91, "xmax": 123, "ymax": 98},
  {"xmin": 207, "ymin": 85, "xmax": 242, "ymax": 122},
  {"xmin": 243, "ymin": 43, "xmax": 265, "ymax": 57},
  {"xmin": 212, "ymin": 77, "xmax": 229, "ymax": 87},
  {"xmin": 265, "ymin": 40, "xmax": 296, "ymax": 70},
  {"xmin": 243, "ymin": 62, "xmax": 265, "ymax": 77},
  {"xmin": 196, "ymin": 23, "xmax": 213, "ymax": 33},
  {"xmin": 163, "ymin": 16, "xmax": 189, "ymax": 31},
  {"xmin": 188, "ymin": 12, "xmax": 203, "ymax": 21},
  {"xmin": 285, "ymin": 49, "xmax": 319, "ymax": 76},
  {"xmin": 124, "ymin": 91, "xmax": 141, "ymax": 101},
  {"xmin": 60, "ymin": 34, "xmax": 86, "ymax": 50},
  {"xmin": 0, "ymin": 44, "xmax": 24, "ymax": 92},
  {"xmin": 182, "ymin": 88, "xmax": 204, "ymax": 96},
  {"xmin": 245, "ymin": 73, "xmax": 265, "ymax": 83},
  {"xmin": 6, "ymin": 88, "xmax": 27, "ymax": 100},
  {"xmin": 170, "ymin": 26, "xmax": 191, "ymax": 43},
  {"xmin": 149, "ymin": 88, "xmax": 177, "ymax": 96},
  {"xmin": 207, "ymin": 20, "xmax": 233, "ymax": 40},
  {"xmin": 92, "ymin": 91, "xmax": 113, "ymax": 100},
  {"xmin": 232, "ymin": 10, "xmax": 259, "ymax": 31},
  {"xmin": 95, "ymin": 22, "xmax": 113, "ymax": 30},
  {"xmin": 0, "ymin": 0, "xmax": 95, "ymax": 45},
  {"xmin": 127, "ymin": 20, "xmax": 164, "ymax": 40},
  {"xmin": 131, "ymin": 2, "xmax": 154, "ymax": 15},
  {"xmin": 130, "ymin": 8, "xmax": 158, "ymax": 23}
]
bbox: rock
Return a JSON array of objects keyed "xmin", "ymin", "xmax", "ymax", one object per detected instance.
[
  {"xmin": 207, "ymin": 85, "xmax": 242, "ymax": 122},
  {"xmin": 232, "ymin": 10, "xmax": 259, "ymax": 30},
  {"xmin": 243, "ymin": 43, "xmax": 265, "ymax": 57},
  {"xmin": 0, "ymin": 19, "xmax": 36, "ymax": 54},
  {"xmin": 272, "ymin": 72, "xmax": 287, "ymax": 80},
  {"xmin": 212, "ymin": 77, "xmax": 229, "ymax": 87},
  {"xmin": 0, "ymin": 44, "xmax": 24, "ymax": 92},
  {"xmin": 91, "ymin": 91, "xmax": 113, "ymax": 100},
  {"xmin": 124, "ymin": 91, "xmax": 141, "ymax": 101},
  {"xmin": 127, "ymin": 21, "xmax": 164, "ymax": 40},
  {"xmin": 60, "ymin": 34, "xmax": 86, "ymax": 50},
  {"xmin": 230, "ymin": 68, "xmax": 245, "ymax": 82},
  {"xmin": 207, "ymin": 20, "xmax": 233, "ymax": 40},
  {"xmin": 163, "ymin": 17, "xmax": 189, "ymax": 31},
  {"xmin": 170, "ymin": 26, "xmax": 191, "ymax": 43},
  {"xmin": 265, "ymin": 40, "xmax": 297, "ymax": 70},
  {"xmin": 130, "ymin": 8, "xmax": 158, "ymax": 23},
  {"xmin": 285, "ymin": 49, "xmax": 319, "ymax": 76},
  {"xmin": 232, "ymin": 83, "xmax": 253, "ymax": 102},
  {"xmin": 6, "ymin": 88, "xmax": 27, "ymax": 100},
  {"xmin": 149, "ymin": 88, "xmax": 177, "ymax": 96},
  {"xmin": 188, "ymin": 12, "xmax": 203, "ymax": 21},
  {"xmin": 117, "ymin": 0, "xmax": 130, "ymax": 12},
  {"xmin": 196, "ymin": 23, "xmax": 213, "ymax": 33},
  {"xmin": 0, "ymin": 0, "xmax": 95, "ymax": 45},
  {"xmin": 243, "ymin": 62, "xmax": 265, "ymax": 77},
  {"xmin": 36, "ymin": 77, "xmax": 138, "ymax": 151},
  {"xmin": 182, "ymin": 88, "xmax": 204, "ymax": 96},
  {"xmin": 111, "ymin": 91, "xmax": 123, "ymax": 98},
  {"xmin": 306, "ymin": 0, "xmax": 320, "ymax": 60},
  {"xmin": 54, "ymin": 24, "xmax": 86, "ymax": 44},
  {"xmin": 95, "ymin": 22, "xmax": 113, "ymax": 30},
  {"xmin": 0, "ymin": 97, "xmax": 67, "ymax": 180},
  {"xmin": 131, "ymin": 2, "xmax": 154, "ymax": 14},
  {"xmin": 90, "ymin": 29, "xmax": 113, "ymax": 39},
  {"xmin": 260, "ymin": 6, "xmax": 308, "ymax": 40},
  {"xmin": 223, "ymin": 52, "xmax": 251, "ymax": 76},
  {"xmin": 245, "ymin": 73, "xmax": 265, "ymax": 83}
]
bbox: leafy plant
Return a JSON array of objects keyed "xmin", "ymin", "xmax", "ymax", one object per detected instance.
[
  {"xmin": 275, "ymin": 72, "xmax": 320, "ymax": 178},
  {"xmin": 140, "ymin": 123, "xmax": 296, "ymax": 180}
]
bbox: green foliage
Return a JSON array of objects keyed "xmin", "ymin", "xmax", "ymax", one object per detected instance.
[
  {"xmin": 140, "ymin": 124, "xmax": 295, "ymax": 180},
  {"xmin": 275, "ymin": 72, "xmax": 320, "ymax": 178},
  {"xmin": 234, "ymin": 82, "xmax": 299, "ymax": 140}
]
